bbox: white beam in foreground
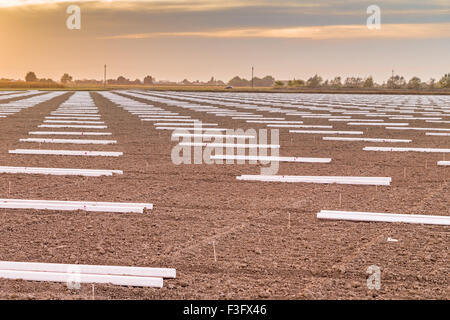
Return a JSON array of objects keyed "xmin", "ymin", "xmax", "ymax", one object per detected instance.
[
  {"xmin": 20, "ymin": 138, "xmax": 117, "ymax": 145},
  {"xmin": 0, "ymin": 199, "xmax": 153, "ymax": 213},
  {"xmin": 426, "ymin": 132, "xmax": 450, "ymax": 136},
  {"xmin": 317, "ymin": 210, "xmax": 450, "ymax": 226},
  {"xmin": 214, "ymin": 155, "xmax": 331, "ymax": 163},
  {"xmin": 9, "ymin": 149, "xmax": 123, "ymax": 157},
  {"xmin": 0, "ymin": 270, "xmax": 163, "ymax": 288},
  {"xmin": 173, "ymin": 133, "xmax": 255, "ymax": 138},
  {"xmin": 364, "ymin": 147, "xmax": 450, "ymax": 153},
  {"xmin": 180, "ymin": 142, "xmax": 280, "ymax": 148},
  {"xmin": 29, "ymin": 131, "xmax": 112, "ymax": 136},
  {"xmin": 437, "ymin": 161, "xmax": 450, "ymax": 166},
  {"xmin": 236, "ymin": 175, "xmax": 390, "ymax": 185},
  {"xmin": 323, "ymin": 137, "xmax": 411, "ymax": 143},
  {"xmin": 39, "ymin": 125, "xmax": 107, "ymax": 129},
  {"xmin": 0, "ymin": 261, "xmax": 175, "ymax": 278},
  {"xmin": 290, "ymin": 130, "xmax": 364, "ymax": 135},
  {"xmin": 0, "ymin": 166, "xmax": 122, "ymax": 177}
]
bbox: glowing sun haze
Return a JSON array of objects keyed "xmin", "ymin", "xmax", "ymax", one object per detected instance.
[{"xmin": 1, "ymin": 0, "xmax": 449, "ymax": 82}]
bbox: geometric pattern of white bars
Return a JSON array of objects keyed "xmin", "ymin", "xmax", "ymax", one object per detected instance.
[
  {"xmin": 0, "ymin": 261, "xmax": 175, "ymax": 288},
  {"xmin": 0, "ymin": 166, "xmax": 122, "ymax": 177},
  {"xmin": 363, "ymin": 147, "xmax": 450, "ymax": 153},
  {"xmin": 317, "ymin": 210, "xmax": 450, "ymax": 226},
  {"xmin": 236, "ymin": 175, "xmax": 391, "ymax": 185},
  {"xmin": 0, "ymin": 199, "xmax": 153, "ymax": 213}
]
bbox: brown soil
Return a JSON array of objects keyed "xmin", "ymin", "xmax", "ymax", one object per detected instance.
[{"xmin": 0, "ymin": 91, "xmax": 448, "ymax": 300}]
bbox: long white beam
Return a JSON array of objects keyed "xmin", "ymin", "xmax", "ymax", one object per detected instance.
[
  {"xmin": 9, "ymin": 149, "xmax": 123, "ymax": 157},
  {"xmin": 317, "ymin": 210, "xmax": 450, "ymax": 226},
  {"xmin": 347, "ymin": 122, "xmax": 409, "ymax": 126},
  {"xmin": 39, "ymin": 125, "xmax": 107, "ymax": 129},
  {"xmin": 0, "ymin": 199, "xmax": 153, "ymax": 213},
  {"xmin": 180, "ymin": 142, "xmax": 280, "ymax": 148},
  {"xmin": 426, "ymin": 132, "xmax": 450, "ymax": 136},
  {"xmin": 20, "ymin": 138, "xmax": 117, "ymax": 145},
  {"xmin": 364, "ymin": 147, "xmax": 450, "ymax": 153},
  {"xmin": 0, "ymin": 166, "xmax": 122, "ymax": 177},
  {"xmin": 0, "ymin": 270, "xmax": 163, "ymax": 288},
  {"xmin": 236, "ymin": 175, "xmax": 391, "ymax": 185},
  {"xmin": 387, "ymin": 127, "xmax": 450, "ymax": 131},
  {"xmin": 44, "ymin": 120, "xmax": 105, "ymax": 124},
  {"xmin": 267, "ymin": 124, "xmax": 332, "ymax": 128},
  {"xmin": 323, "ymin": 137, "xmax": 411, "ymax": 143},
  {"xmin": 29, "ymin": 131, "xmax": 112, "ymax": 136},
  {"xmin": 0, "ymin": 261, "xmax": 175, "ymax": 278},
  {"xmin": 213, "ymin": 155, "xmax": 331, "ymax": 163},
  {"xmin": 437, "ymin": 161, "xmax": 450, "ymax": 166},
  {"xmin": 173, "ymin": 133, "xmax": 255, "ymax": 138},
  {"xmin": 290, "ymin": 130, "xmax": 364, "ymax": 135}
]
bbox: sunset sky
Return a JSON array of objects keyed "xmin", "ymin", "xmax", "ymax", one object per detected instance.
[{"xmin": 1, "ymin": 0, "xmax": 449, "ymax": 83}]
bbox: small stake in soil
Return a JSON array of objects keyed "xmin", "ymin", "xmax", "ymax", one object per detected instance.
[
  {"xmin": 403, "ymin": 167, "xmax": 406, "ymax": 178},
  {"xmin": 212, "ymin": 241, "xmax": 217, "ymax": 263},
  {"xmin": 92, "ymin": 284, "xmax": 95, "ymax": 300}
]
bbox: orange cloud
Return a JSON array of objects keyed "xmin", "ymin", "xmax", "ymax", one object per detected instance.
[{"xmin": 101, "ymin": 23, "xmax": 450, "ymax": 40}]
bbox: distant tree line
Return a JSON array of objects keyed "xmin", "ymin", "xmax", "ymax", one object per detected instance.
[
  {"xmin": 1, "ymin": 72, "xmax": 449, "ymax": 90},
  {"xmin": 276, "ymin": 74, "xmax": 450, "ymax": 90}
]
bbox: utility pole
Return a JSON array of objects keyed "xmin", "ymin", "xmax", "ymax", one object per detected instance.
[
  {"xmin": 104, "ymin": 64, "xmax": 107, "ymax": 88},
  {"xmin": 251, "ymin": 66, "xmax": 254, "ymax": 88}
]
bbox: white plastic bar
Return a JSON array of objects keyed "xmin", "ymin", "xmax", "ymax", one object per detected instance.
[
  {"xmin": 20, "ymin": 138, "xmax": 117, "ymax": 145},
  {"xmin": 39, "ymin": 125, "xmax": 107, "ymax": 129},
  {"xmin": 364, "ymin": 147, "xmax": 450, "ymax": 153},
  {"xmin": 0, "ymin": 199, "xmax": 153, "ymax": 213},
  {"xmin": 0, "ymin": 166, "xmax": 122, "ymax": 177},
  {"xmin": 323, "ymin": 137, "xmax": 411, "ymax": 143},
  {"xmin": 173, "ymin": 133, "xmax": 255, "ymax": 138},
  {"xmin": 180, "ymin": 142, "xmax": 280, "ymax": 148},
  {"xmin": 237, "ymin": 175, "xmax": 391, "ymax": 185},
  {"xmin": 153, "ymin": 123, "xmax": 218, "ymax": 126},
  {"xmin": 0, "ymin": 261, "xmax": 175, "ymax": 278},
  {"xmin": 0, "ymin": 270, "xmax": 163, "ymax": 288},
  {"xmin": 437, "ymin": 161, "xmax": 450, "ymax": 166},
  {"xmin": 387, "ymin": 127, "xmax": 450, "ymax": 131},
  {"xmin": 156, "ymin": 127, "xmax": 226, "ymax": 131},
  {"xmin": 267, "ymin": 124, "xmax": 332, "ymax": 128},
  {"xmin": 347, "ymin": 122, "xmax": 409, "ymax": 126},
  {"xmin": 317, "ymin": 210, "xmax": 450, "ymax": 226},
  {"xmin": 290, "ymin": 130, "xmax": 364, "ymax": 135},
  {"xmin": 9, "ymin": 149, "xmax": 123, "ymax": 157},
  {"xmin": 213, "ymin": 155, "xmax": 331, "ymax": 163},
  {"xmin": 44, "ymin": 120, "xmax": 105, "ymax": 124},
  {"xmin": 29, "ymin": 131, "xmax": 112, "ymax": 136},
  {"xmin": 426, "ymin": 132, "xmax": 449, "ymax": 136}
]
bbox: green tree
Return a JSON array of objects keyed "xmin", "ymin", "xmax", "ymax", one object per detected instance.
[
  {"xmin": 363, "ymin": 76, "xmax": 374, "ymax": 88},
  {"xmin": 330, "ymin": 76, "xmax": 342, "ymax": 88},
  {"xmin": 306, "ymin": 74, "xmax": 323, "ymax": 88},
  {"xmin": 25, "ymin": 72, "xmax": 38, "ymax": 82},
  {"xmin": 387, "ymin": 75, "xmax": 406, "ymax": 89},
  {"xmin": 407, "ymin": 76, "xmax": 421, "ymax": 89},
  {"xmin": 438, "ymin": 74, "xmax": 450, "ymax": 88},
  {"xmin": 60, "ymin": 73, "xmax": 73, "ymax": 83},
  {"xmin": 143, "ymin": 75, "xmax": 153, "ymax": 85}
]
